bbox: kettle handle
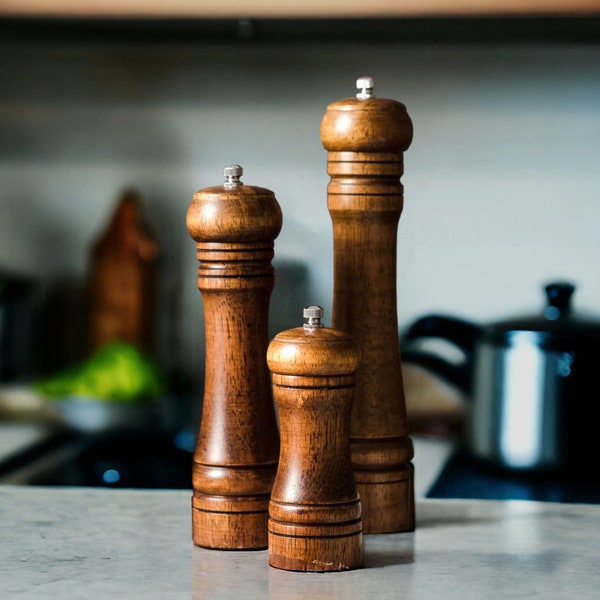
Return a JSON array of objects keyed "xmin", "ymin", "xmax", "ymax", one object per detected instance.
[
  {"xmin": 401, "ymin": 314, "xmax": 483, "ymax": 393},
  {"xmin": 400, "ymin": 349, "xmax": 472, "ymax": 392}
]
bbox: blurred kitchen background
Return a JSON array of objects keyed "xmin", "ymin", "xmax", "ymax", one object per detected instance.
[{"xmin": 1, "ymin": 6, "xmax": 599, "ymax": 491}]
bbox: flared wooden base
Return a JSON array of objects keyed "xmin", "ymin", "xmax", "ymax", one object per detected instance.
[
  {"xmin": 268, "ymin": 520, "xmax": 363, "ymax": 572},
  {"xmin": 355, "ymin": 462, "xmax": 415, "ymax": 534},
  {"xmin": 192, "ymin": 493, "xmax": 269, "ymax": 550}
]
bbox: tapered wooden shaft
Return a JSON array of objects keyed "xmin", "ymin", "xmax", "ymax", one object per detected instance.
[
  {"xmin": 267, "ymin": 306, "xmax": 363, "ymax": 572},
  {"xmin": 186, "ymin": 165, "xmax": 282, "ymax": 549},
  {"xmin": 320, "ymin": 78, "xmax": 415, "ymax": 533}
]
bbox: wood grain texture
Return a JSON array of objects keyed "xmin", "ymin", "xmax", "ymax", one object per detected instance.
[
  {"xmin": 321, "ymin": 91, "xmax": 415, "ymax": 533},
  {"xmin": 86, "ymin": 189, "xmax": 159, "ymax": 355},
  {"xmin": 267, "ymin": 322, "xmax": 363, "ymax": 571},
  {"xmin": 186, "ymin": 177, "xmax": 282, "ymax": 550}
]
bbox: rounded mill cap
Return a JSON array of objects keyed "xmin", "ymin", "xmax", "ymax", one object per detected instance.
[
  {"xmin": 267, "ymin": 306, "xmax": 360, "ymax": 378},
  {"xmin": 320, "ymin": 77, "xmax": 413, "ymax": 153},
  {"xmin": 186, "ymin": 165, "xmax": 282, "ymax": 243}
]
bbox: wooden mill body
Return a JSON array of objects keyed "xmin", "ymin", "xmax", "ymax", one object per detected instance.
[
  {"xmin": 320, "ymin": 79, "xmax": 415, "ymax": 533},
  {"xmin": 186, "ymin": 166, "xmax": 281, "ymax": 549},
  {"xmin": 267, "ymin": 307, "xmax": 363, "ymax": 571}
]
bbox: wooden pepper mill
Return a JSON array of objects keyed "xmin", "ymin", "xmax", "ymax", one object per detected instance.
[
  {"xmin": 320, "ymin": 76, "xmax": 415, "ymax": 533},
  {"xmin": 267, "ymin": 305, "xmax": 363, "ymax": 572},
  {"xmin": 186, "ymin": 165, "xmax": 282, "ymax": 550}
]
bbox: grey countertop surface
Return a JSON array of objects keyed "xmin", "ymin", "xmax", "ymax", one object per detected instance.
[
  {"xmin": 0, "ymin": 427, "xmax": 598, "ymax": 598},
  {"xmin": 1, "ymin": 483, "xmax": 599, "ymax": 599}
]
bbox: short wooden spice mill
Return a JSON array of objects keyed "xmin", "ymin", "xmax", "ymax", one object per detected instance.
[{"xmin": 186, "ymin": 76, "xmax": 415, "ymax": 570}]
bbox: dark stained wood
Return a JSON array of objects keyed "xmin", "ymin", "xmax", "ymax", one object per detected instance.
[
  {"xmin": 186, "ymin": 166, "xmax": 282, "ymax": 550},
  {"xmin": 320, "ymin": 80, "xmax": 415, "ymax": 533},
  {"xmin": 86, "ymin": 189, "xmax": 159, "ymax": 355},
  {"xmin": 267, "ymin": 307, "xmax": 363, "ymax": 571}
]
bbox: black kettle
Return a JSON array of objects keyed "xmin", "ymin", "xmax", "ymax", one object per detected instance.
[{"xmin": 402, "ymin": 282, "xmax": 600, "ymax": 475}]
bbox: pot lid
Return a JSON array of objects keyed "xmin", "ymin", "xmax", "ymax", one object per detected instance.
[{"xmin": 485, "ymin": 282, "xmax": 600, "ymax": 348}]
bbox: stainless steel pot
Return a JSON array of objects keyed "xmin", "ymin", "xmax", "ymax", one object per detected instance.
[{"xmin": 403, "ymin": 282, "xmax": 600, "ymax": 474}]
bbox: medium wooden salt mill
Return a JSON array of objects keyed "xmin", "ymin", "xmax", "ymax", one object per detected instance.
[
  {"xmin": 320, "ymin": 76, "xmax": 415, "ymax": 533},
  {"xmin": 186, "ymin": 165, "xmax": 282, "ymax": 550},
  {"xmin": 267, "ymin": 305, "xmax": 363, "ymax": 572}
]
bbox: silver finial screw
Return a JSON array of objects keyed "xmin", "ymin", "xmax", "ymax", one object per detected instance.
[
  {"xmin": 356, "ymin": 76, "xmax": 375, "ymax": 100},
  {"xmin": 224, "ymin": 164, "xmax": 243, "ymax": 188},
  {"xmin": 303, "ymin": 305, "xmax": 324, "ymax": 329}
]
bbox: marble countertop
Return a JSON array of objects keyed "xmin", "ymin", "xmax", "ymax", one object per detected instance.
[{"xmin": 1, "ymin": 485, "xmax": 599, "ymax": 599}]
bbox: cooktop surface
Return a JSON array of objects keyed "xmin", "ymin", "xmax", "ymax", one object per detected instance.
[
  {"xmin": 0, "ymin": 428, "xmax": 193, "ymax": 489},
  {"xmin": 427, "ymin": 450, "xmax": 600, "ymax": 504}
]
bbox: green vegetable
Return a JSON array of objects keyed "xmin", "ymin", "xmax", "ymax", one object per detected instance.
[{"xmin": 34, "ymin": 341, "xmax": 164, "ymax": 402}]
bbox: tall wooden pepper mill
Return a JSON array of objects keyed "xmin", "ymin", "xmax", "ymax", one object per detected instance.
[
  {"xmin": 267, "ymin": 305, "xmax": 363, "ymax": 572},
  {"xmin": 186, "ymin": 164, "xmax": 282, "ymax": 550},
  {"xmin": 320, "ymin": 76, "xmax": 415, "ymax": 533}
]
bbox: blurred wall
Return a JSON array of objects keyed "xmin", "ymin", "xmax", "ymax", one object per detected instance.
[{"xmin": 1, "ymin": 37, "xmax": 599, "ymax": 389}]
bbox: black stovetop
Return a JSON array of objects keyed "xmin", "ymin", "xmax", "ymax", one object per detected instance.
[
  {"xmin": 0, "ymin": 428, "xmax": 194, "ymax": 489},
  {"xmin": 4, "ymin": 428, "xmax": 600, "ymax": 502},
  {"xmin": 427, "ymin": 450, "xmax": 600, "ymax": 504}
]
